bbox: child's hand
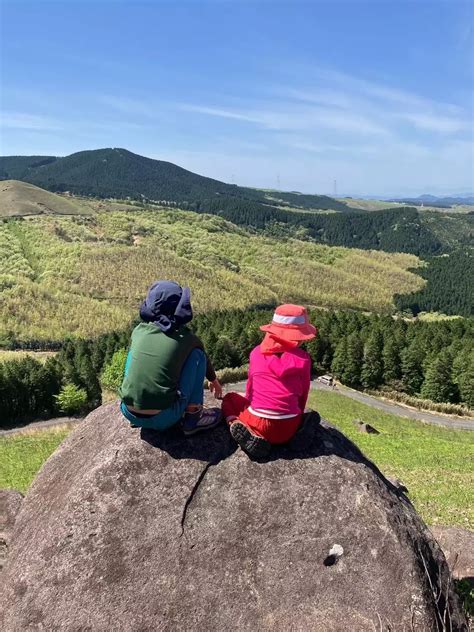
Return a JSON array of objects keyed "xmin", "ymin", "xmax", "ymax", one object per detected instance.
[{"xmin": 209, "ymin": 379, "xmax": 223, "ymax": 399}]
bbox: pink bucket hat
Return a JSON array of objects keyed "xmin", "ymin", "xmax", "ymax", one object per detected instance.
[{"xmin": 260, "ymin": 304, "xmax": 317, "ymax": 342}]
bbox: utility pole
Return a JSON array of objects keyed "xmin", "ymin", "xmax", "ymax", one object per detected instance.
[
  {"xmin": 333, "ymin": 179, "xmax": 337, "ymax": 197},
  {"xmin": 277, "ymin": 173, "xmax": 281, "ymax": 190}
]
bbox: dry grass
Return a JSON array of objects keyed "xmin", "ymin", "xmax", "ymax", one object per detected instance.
[
  {"xmin": 0, "ymin": 205, "xmax": 425, "ymax": 342},
  {"xmin": 0, "ymin": 180, "xmax": 93, "ymax": 218}
]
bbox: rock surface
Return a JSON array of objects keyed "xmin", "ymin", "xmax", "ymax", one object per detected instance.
[
  {"xmin": 0, "ymin": 489, "xmax": 23, "ymax": 570},
  {"xmin": 1, "ymin": 401, "xmax": 468, "ymax": 631},
  {"xmin": 431, "ymin": 526, "xmax": 474, "ymax": 582}
]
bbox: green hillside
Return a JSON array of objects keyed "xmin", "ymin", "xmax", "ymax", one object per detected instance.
[
  {"xmin": 0, "ymin": 155, "xmax": 57, "ymax": 180},
  {"xmin": 0, "ymin": 204, "xmax": 424, "ymax": 343},
  {"xmin": 3, "ymin": 149, "xmax": 471, "ymax": 258},
  {"xmin": 0, "ymin": 180, "xmax": 93, "ymax": 218},
  {"xmin": 0, "ymin": 148, "xmax": 352, "ymax": 212},
  {"xmin": 208, "ymin": 200, "xmax": 473, "ymax": 256}
]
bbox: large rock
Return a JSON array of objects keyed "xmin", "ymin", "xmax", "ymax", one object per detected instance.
[
  {"xmin": 0, "ymin": 489, "xmax": 23, "ymax": 570},
  {"xmin": 431, "ymin": 526, "xmax": 474, "ymax": 582},
  {"xmin": 1, "ymin": 402, "xmax": 468, "ymax": 631}
]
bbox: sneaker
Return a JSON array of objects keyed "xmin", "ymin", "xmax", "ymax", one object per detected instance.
[
  {"xmin": 287, "ymin": 410, "xmax": 321, "ymax": 452},
  {"xmin": 230, "ymin": 421, "xmax": 271, "ymax": 459},
  {"xmin": 182, "ymin": 407, "xmax": 222, "ymax": 436}
]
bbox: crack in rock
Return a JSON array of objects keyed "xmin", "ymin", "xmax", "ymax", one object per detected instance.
[{"xmin": 180, "ymin": 461, "xmax": 214, "ymax": 537}]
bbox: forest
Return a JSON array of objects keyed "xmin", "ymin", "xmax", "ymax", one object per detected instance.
[
  {"xmin": 196, "ymin": 198, "xmax": 473, "ymax": 257},
  {"xmin": 395, "ymin": 250, "xmax": 474, "ymax": 317},
  {"xmin": 1, "ymin": 308, "xmax": 472, "ymax": 426}
]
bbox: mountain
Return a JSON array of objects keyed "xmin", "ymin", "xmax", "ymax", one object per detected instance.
[
  {"xmin": 390, "ymin": 194, "xmax": 474, "ymax": 207},
  {"xmin": 0, "ymin": 156, "xmax": 57, "ymax": 180},
  {"xmin": 0, "ymin": 148, "xmax": 353, "ymax": 212},
  {"xmin": 0, "ymin": 180, "xmax": 92, "ymax": 218}
]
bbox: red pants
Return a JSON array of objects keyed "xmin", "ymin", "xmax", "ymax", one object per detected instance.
[{"xmin": 221, "ymin": 392, "xmax": 302, "ymax": 445}]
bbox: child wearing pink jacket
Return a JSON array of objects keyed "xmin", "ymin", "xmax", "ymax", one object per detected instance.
[{"xmin": 222, "ymin": 304, "xmax": 316, "ymax": 458}]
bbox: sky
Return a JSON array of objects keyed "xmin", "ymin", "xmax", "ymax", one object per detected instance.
[{"xmin": 1, "ymin": 0, "xmax": 473, "ymax": 196}]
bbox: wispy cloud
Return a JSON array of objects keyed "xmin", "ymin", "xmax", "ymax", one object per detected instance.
[
  {"xmin": 98, "ymin": 96, "xmax": 158, "ymax": 118},
  {"xmin": 396, "ymin": 112, "xmax": 470, "ymax": 133},
  {"xmin": 176, "ymin": 67, "xmax": 471, "ymax": 146},
  {"xmin": 178, "ymin": 102, "xmax": 389, "ymax": 136},
  {"xmin": 1, "ymin": 112, "xmax": 62, "ymax": 131}
]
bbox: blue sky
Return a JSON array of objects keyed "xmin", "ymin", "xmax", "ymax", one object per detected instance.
[{"xmin": 1, "ymin": 0, "xmax": 473, "ymax": 196}]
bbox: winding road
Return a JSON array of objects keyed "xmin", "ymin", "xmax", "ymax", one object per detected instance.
[
  {"xmin": 1, "ymin": 381, "xmax": 473, "ymax": 437},
  {"xmin": 230, "ymin": 381, "xmax": 474, "ymax": 431}
]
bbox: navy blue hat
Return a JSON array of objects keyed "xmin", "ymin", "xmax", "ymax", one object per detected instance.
[{"xmin": 139, "ymin": 280, "xmax": 193, "ymax": 333}]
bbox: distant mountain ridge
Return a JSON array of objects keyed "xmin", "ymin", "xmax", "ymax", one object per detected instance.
[
  {"xmin": 390, "ymin": 194, "xmax": 474, "ymax": 207},
  {"xmin": 0, "ymin": 148, "xmax": 352, "ymax": 212}
]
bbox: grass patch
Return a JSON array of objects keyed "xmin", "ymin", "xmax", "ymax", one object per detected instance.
[
  {"xmin": 0, "ymin": 426, "xmax": 73, "ymax": 493},
  {"xmin": 308, "ymin": 390, "xmax": 474, "ymax": 528}
]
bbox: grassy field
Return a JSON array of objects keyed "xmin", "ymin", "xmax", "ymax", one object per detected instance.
[
  {"xmin": 0, "ymin": 206, "xmax": 424, "ymax": 342},
  {"xmin": 309, "ymin": 391, "xmax": 474, "ymax": 528},
  {"xmin": 1, "ymin": 392, "xmax": 472, "ymax": 528},
  {"xmin": 336, "ymin": 198, "xmax": 405, "ymax": 211},
  {"xmin": 0, "ymin": 180, "xmax": 93, "ymax": 218},
  {"xmin": 0, "ymin": 425, "xmax": 73, "ymax": 493}
]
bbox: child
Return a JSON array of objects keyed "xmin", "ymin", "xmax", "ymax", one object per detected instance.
[
  {"xmin": 222, "ymin": 304, "xmax": 316, "ymax": 457},
  {"xmin": 120, "ymin": 280, "xmax": 222, "ymax": 435}
]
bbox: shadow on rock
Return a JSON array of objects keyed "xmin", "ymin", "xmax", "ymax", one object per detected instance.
[
  {"xmin": 140, "ymin": 421, "xmax": 237, "ymax": 464},
  {"xmin": 141, "ymin": 411, "xmax": 407, "ymax": 501},
  {"xmin": 260, "ymin": 418, "xmax": 410, "ymax": 500}
]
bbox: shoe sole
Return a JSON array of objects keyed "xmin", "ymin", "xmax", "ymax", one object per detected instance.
[{"xmin": 230, "ymin": 422, "xmax": 271, "ymax": 458}]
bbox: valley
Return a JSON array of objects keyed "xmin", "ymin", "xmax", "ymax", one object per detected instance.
[{"xmin": 0, "ymin": 205, "xmax": 424, "ymax": 343}]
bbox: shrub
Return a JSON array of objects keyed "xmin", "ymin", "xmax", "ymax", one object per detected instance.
[
  {"xmin": 54, "ymin": 384, "xmax": 88, "ymax": 415},
  {"xmin": 100, "ymin": 348, "xmax": 127, "ymax": 392},
  {"xmin": 367, "ymin": 388, "xmax": 473, "ymax": 417},
  {"xmin": 205, "ymin": 365, "xmax": 248, "ymax": 387}
]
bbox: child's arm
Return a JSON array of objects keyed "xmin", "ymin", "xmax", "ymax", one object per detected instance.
[
  {"xmin": 298, "ymin": 356, "xmax": 312, "ymax": 412},
  {"xmin": 245, "ymin": 360, "xmax": 253, "ymax": 401},
  {"xmin": 206, "ymin": 355, "xmax": 223, "ymax": 399}
]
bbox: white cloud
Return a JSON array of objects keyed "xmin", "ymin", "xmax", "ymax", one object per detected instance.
[
  {"xmin": 178, "ymin": 101, "xmax": 389, "ymax": 136},
  {"xmin": 98, "ymin": 96, "xmax": 158, "ymax": 118},
  {"xmin": 397, "ymin": 112, "xmax": 470, "ymax": 133},
  {"xmin": 0, "ymin": 112, "xmax": 62, "ymax": 131}
]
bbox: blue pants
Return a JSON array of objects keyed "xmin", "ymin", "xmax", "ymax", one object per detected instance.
[{"xmin": 120, "ymin": 348, "xmax": 206, "ymax": 431}]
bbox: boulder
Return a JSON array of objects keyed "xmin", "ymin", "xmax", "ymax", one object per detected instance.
[
  {"xmin": 0, "ymin": 489, "xmax": 23, "ymax": 570},
  {"xmin": 431, "ymin": 526, "xmax": 474, "ymax": 582},
  {"xmin": 352, "ymin": 419, "xmax": 380, "ymax": 434},
  {"xmin": 1, "ymin": 402, "xmax": 468, "ymax": 631}
]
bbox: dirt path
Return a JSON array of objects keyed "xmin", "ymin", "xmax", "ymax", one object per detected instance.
[{"xmin": 2, "ymin": 381, "xmax": 473, "ymax": 437}]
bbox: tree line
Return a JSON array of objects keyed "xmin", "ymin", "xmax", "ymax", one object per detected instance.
[
  {"xmin": 395, "ymin": 250, "xmax": 474, "ymax": 317},
  {"xmin": 1, "ymin": 308, "xmax": 472, "ymax": 426}
]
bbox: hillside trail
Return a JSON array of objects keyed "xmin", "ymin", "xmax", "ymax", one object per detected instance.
[{"xmin": 2, "ymin": 381, "xmax": 473, "ymax": 437}]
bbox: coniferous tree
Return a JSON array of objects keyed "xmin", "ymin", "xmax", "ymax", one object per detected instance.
[
  {"xmin": 420, "ymin": 351, "xmax": 457, "ymax": 403},
  {"xmin": 401, "ymin": 341, "xmax": 425, "ymax": 395},
  {"xmin": 453, "ymin": 349, "xmax": 474, "ymax": 407},
  {"xmin": 331, "ymin": 338, "xmax": 348, "ymax": 381},
  {"xmin": 343, "ymin": 333, "xmax": 364, "ymax": 388},
  {"xmin": 382, "ymin": 335, "xmax": 401, "ymax": 384},
  {"xmin": 361, "ymin": 330, "xmax": 384, "ymax": 389},
  {"xmin": 212, "ymin": 336, "xmax": 241, "ymax": 370}
]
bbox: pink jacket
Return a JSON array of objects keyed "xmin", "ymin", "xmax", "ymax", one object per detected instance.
[{"xmin": 245, "ymin": 345, "xmax": 311, "ymax": 417}]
